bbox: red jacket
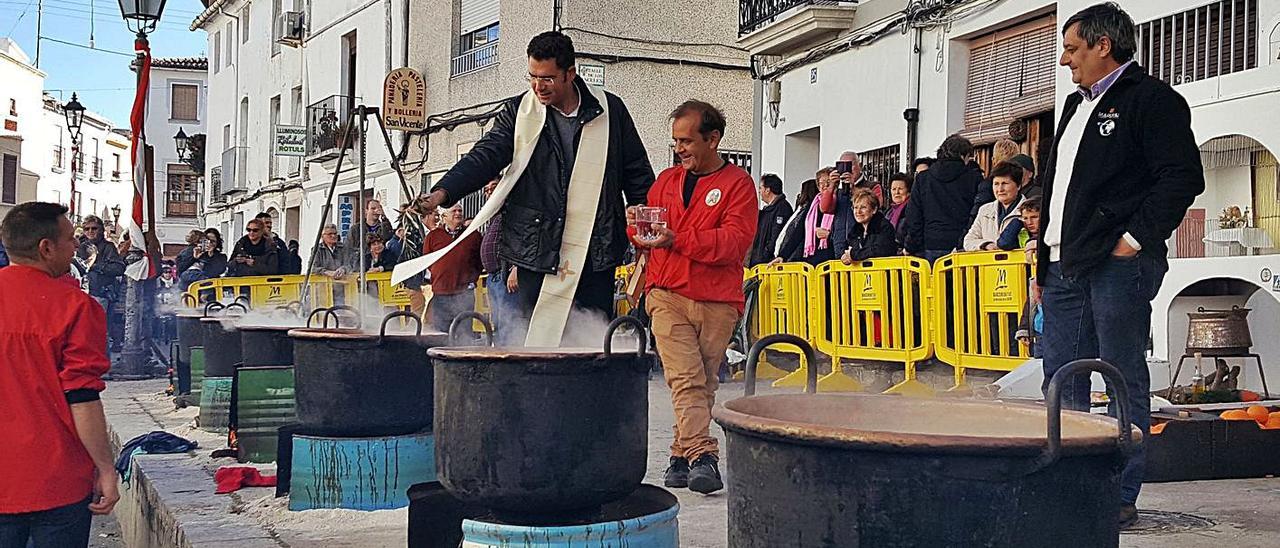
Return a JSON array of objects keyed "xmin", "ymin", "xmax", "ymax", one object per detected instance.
[
  {"xmin": 0, "ymin": 264, "xmax": 109, "ymax": 513},
  {"xmin": 424, "ymin": 226, "xmax": 483, "ymax": 295},
  {"xmin": 642, "ymin": 163, "xmax": 757, "ymax": 311}
]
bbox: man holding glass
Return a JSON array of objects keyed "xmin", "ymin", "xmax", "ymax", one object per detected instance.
[{"xmin": 630, "ymin": 100, "xmax": 756, "ymax": 495}]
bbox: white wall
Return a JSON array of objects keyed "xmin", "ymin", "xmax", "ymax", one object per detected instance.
[
  {"xmin": 0, "ymin": 40, "xmax": 47, "ymax": 177},
  {"xmin": 146, "ymin": 66, "xmax": 209, "ymax": 249},
  {"xmin": 32, "ymin": 104, "xmax": 132, "ymax": 224}
]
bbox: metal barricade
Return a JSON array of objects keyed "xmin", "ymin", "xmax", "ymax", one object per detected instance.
[
  {"xmin": 810, "ymin": 257, "xmax": 934, "ymax": 395},
  {"xmin": 748, "ymin": 262, "xmax": 815, "ymax": 385},
  {"xmin": 932, "ymin": 251, "xmax": 1032, "ymax": 389}
]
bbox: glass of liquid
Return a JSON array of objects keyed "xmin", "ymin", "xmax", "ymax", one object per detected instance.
[{"xmin": 635, "ymin": 206, "xmax": 669, "ymax": 242}]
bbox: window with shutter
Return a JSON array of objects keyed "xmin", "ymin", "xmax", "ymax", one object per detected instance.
[
  {"xmin": 960, "ymin": 17, "xmax": 1057, "ymax": 145},
  {"xmin": 171, "ymin": 84, "xmax": 199, "ymax": 121},
  {"xmin": 460, "ymin": 0, "xmax": 500, "ymax": 36},
  {"xmin": 2, "ymin": 154, "xmax": 16, "ymax": 204},
  {"xmin": 1136, "ymin": 0, "xmax": 1257, "ymax": 86}
]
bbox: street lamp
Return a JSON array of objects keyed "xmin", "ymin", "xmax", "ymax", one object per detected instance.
[
  {"xmin": 116, "ymin": 0, "xmax": 168, "ymax": 35},
  {"xmin": 174, "ymin": 127, "xmax": 189, "ymax": 162},
  {"xmin": 110, "ymin": 204, "xmax": 122, "ymax": 240},
  {"xmin": 64, "ymin": 93, "xmax": 86, "ymax": 220}
]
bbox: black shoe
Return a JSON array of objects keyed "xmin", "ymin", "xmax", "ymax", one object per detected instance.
[
  {"xmin": 1118, "ymin": 504, "xmax": 1139, "ymax": 529},
  {"xmin": 663, "ymin": 457, "xmax": 689, "ymax": 488},
  {"xmin": 687, "ymin": 454, "xmax": 723, "ymax": 494}
]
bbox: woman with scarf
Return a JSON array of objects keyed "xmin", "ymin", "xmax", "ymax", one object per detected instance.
[{"xmin": 775, "ymin": 172, "xmax": 849, "ymax": 265}]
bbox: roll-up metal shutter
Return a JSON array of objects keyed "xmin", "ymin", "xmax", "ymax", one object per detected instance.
[
  {"xmin": 461, "ymin": 0, "xmax": 500, "ymax": 35},
  {"xmin": 960, "ymin": 17, "xmax": 1057, "ymax": 145}
]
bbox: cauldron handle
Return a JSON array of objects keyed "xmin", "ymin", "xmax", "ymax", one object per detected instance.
[
  {"xmin": 603, "ymin": 316, "xmax": 647, "ymax": 358},
  {"xmin": 323, "ymin": 305, "xmax": 363, "ymax": 329},
  {"xmin": 449, "ymin": 312, "xmax": 493, "ymax": 346},
  {"xmin": 380, "ymin": 311, "xmax": 423, "ymax": 341},
  {"xmin": 1035, "ymin": 358, "xmax": 1135, "ymax": 473},
  {"xmin": 224, "ymin": 302, "xmax": 249, "ymax": 315},
  {"xmin": 306, "ymin": 307, "xmax": 330, "ymax": 328},
  {"xmin": 182, "ymin": 293, "xmax": 198, "ymax": 307},
  {"xmin": 745, "ymin": 334, "xmax": 817, "ymax": 396},
  {"xmin": 203, "ymin": 301, "xmax": 225, "ymax": 317}
]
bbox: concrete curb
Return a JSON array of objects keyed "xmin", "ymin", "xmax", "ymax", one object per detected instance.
[{"xmin": 106, "ymin": 381, "xmax": 281, "ymax": 548}]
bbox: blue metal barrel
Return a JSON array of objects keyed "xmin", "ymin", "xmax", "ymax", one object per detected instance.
[
  {"xmin": 459, "ymin": 485, "xmax": 679, "ymax": 547},
  {"xmin": 288, "ymin": 431, "xmax": 435, "ymax": 511}
]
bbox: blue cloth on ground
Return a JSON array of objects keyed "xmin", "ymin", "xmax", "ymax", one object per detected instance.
[{"xmin": 115, "ymin": 431, "xmax": 199, "ymax": 475}]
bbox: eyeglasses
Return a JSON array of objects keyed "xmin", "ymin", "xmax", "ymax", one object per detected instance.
[
  {"xmin": 247, "ymin": 228, "xmax": 262, "ymax": 233},
  {"xmin": 322, "ymin": 232, "xmax": 338, "ymax": 237},
  {"xmin": 525, "ymin": 74, "xmax": 560, "ymax": 86},
  {"xmin": 84, "ymin": 226, "xmax": 102, "ymax": 231}
]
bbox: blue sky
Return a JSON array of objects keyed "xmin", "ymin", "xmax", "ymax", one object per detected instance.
[{"xmin": 2, "ymin": 0, "xmax": 209, "ymax": 126}]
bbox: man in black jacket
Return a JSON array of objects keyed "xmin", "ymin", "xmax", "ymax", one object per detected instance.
[
  {"xmin": 417, "ymin": 31, "xmax": 654, "ymax": 318},
  {"xmin": 748, "ymin": 174, "xmax": 792, "ymax": 266},
  {"xmin": 76, "ymin": 216, "xmax": 125, "ymax": 350},
  {"xmin": 904, "ymin": 135, "xmax": 984, "ymax": 262},
  {"xmin": 1037, "ymin": 3, "xmax": 1204, "ymax": 528}
]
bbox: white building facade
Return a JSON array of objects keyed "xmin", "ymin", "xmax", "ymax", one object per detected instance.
[
  {"xmin": 145, "ymin": 57, "xmax": 209, "ymax": 257},
  {"xmin": 743, "ymin": 0, "xmax": 1280, "ymax": 389},
  {"xmin": 34, "ymin": 97, "xmax": 133, "ymax": 230},
  {"xmin": 192, "ymin": 0, "xmax": 410, "ymax": 264},
  {"xmin": 0, "ymin": 38, "xmax": 47, "ymax": 218}
]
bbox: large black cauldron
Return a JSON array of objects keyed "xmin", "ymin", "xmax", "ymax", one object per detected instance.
[
  {"xmin": 428, "ymin": 317, "xmax": 650, "ymax": 519},
  {"xmin": 289, "ymin": 311, "xmax": 446, "ymax": 437},
  {"xmin": 200, "ymin": 304, "xmax": 246, "ymax": 377},
  {"xmin": 713, "ymin": 336, "xmax": 1138, "ymax": 548},
  {"xmin": 235, "ymin": 306, "xmax": 316, "ymax": 367},
  {"xmin": 175, "ymin": 311, "xmax": 204, "ymax": 393}
]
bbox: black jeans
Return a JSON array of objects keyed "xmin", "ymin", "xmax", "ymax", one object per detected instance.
[{"xmin": 0, "ymin": 497, "xmax": 92, "ymax": 548}]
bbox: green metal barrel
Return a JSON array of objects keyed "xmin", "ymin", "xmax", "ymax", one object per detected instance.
[
  {"xmin": 231, "ymin": 366, "xmax": 296, "ymax": 463},
  {"xmin": 189, "ymin": 347, "xmax": 206, "ymax": 402},
  {"xmin": 198, "ymin": 377, "xmax": 233, "ymax": 433}
]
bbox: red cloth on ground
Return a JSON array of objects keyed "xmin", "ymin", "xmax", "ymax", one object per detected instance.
[
  {"xmin": 214, "ymin": 466, "xmax": 277, "ymax": 494},
  {"xmin": 642, "ymin": 163, "xmax": 758, "ymax": 312},
  {"xmin": 0, "ymin": 264, "xmax": 110, "ymax": 513}
]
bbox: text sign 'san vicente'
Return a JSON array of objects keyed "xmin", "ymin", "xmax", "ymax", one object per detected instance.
[
  {"xmin": 383, "ymin": 68, "xmax": 426, "ymax": 132},
  {"xmin": 274, "ymin": 125, "xmax": 307, "ymax": 157}
]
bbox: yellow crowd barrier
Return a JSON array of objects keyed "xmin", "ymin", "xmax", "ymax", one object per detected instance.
[
  {"xmin": 931, "ymin": 251, "xmax": 1032, "ymax": 389},
  {"xmin": 809, "ymin": 257, "xmax": 935, "ymax": 395},
  {"xmin": 747, "ymin": 262, "xmax": 816, "ymax": 386}
]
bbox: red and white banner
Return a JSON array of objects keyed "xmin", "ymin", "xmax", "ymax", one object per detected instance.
[{"xmin": 125, "ymin": 36, "xmax": 154, "ymax": 281}]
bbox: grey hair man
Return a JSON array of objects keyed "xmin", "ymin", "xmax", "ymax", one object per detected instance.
[{"xmin": 1038, "ymin": 2, "xmax": 1204, "ymax": 528}]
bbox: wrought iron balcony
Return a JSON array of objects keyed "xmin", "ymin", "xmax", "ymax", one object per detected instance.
[
  {"xmin": 451, "ymin": 42, "xmax": 499, "ymax": 78},
  {"xmin": 306, "ymin": 94, "xmax": 360, "ymax": 163},
  {"xmin": 166, "ymin": 190, "xmax": 200, "ymax": 217},
  {"xmin": 738, "ymin": 0, "xmax": 857, "ymax": 55},
  {"xmin": 209, "ymin": 166, "xmax": 223, "ymax": 202}
]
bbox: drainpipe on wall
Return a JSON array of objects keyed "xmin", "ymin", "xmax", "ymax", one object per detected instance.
[
  {"xmin": 904, "ymin": 27, "xmax": 923, "ymax": 167},
  {"xmin": 399, "ymin": 0, "xmax": 412, "ymax": 163}
]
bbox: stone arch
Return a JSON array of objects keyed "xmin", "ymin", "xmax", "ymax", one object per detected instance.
[{"xmin": 1156, "ymin": 272, "xmax": 1280, "ymax": 393}]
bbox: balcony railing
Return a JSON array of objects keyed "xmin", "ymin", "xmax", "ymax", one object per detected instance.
[
  {"xmin": 1169, "ymin": 215, "xmax": 1278, "ymax": 258},
  {"xmin": 741, "ymin": 0, "xmax": 841, "ymax": 36},
  {"xmin": 166, "ymin": 191, "xmax": 200, "ymax": 217},
  {"xmin": 91, "ymin": 158, "xmax": 103, "ymax": 179},
  {"xmin": 52, "ymin": 146, "xmax": 64, "ymax": 171},
  {"xmin": 306, "ymin": 94, "xmax": 360, "ymax": 163},
  {"xmin": 209, "ymin": 166, "xmax": 223, "ymax": 201},
  {"xmin": 451, "ymin": 42, "xmax": 499, "ymax": 78},
  {"xmin": 112, "ymin": 170, "xmax": 122, "ymax": 180},
  {"xmin": 221, "ymin": 147, "xmax": 248, "ymax": 194}
]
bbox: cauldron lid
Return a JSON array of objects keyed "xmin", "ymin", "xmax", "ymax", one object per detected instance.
[
  {"xmin": 287, "ymin": 327, "xmax": 449, "ymax": 345},
  {"xmin": 713, "ymin": 394, "xmax": 1137, "ymax": 457},
  {"xmin": 427, "ymin": 346, "xmax": 643, "ymax": 360}
]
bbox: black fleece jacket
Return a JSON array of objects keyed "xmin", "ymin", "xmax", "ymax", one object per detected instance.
[{"xmin": 1036, "ymin": 63, "xmax": 1204, "ymax": 281}]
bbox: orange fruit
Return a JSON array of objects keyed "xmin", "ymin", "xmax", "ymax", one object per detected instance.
[
  {"xmin": 1265, "ymin": 417, "xmax": 1280, "ymax": 429},
  {"xmin": 1240, "ymin": 390, "xmax": 1261, "ymax": 402},
  {"xmin": 1221, "ymin": 409, "xmax": 1252, "ymax": 420},
  {"xmin": 1247, "ymin": 405, "xmax": 1270, "ymax": 421},
  {"xmin": 1270, "ymin": 411, "xmax": 1280, "ymax": 420}
]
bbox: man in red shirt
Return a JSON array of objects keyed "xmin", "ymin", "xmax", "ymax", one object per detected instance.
[
  {"xmin": 425, "ymin": 204, "xmax": 484, "ymax": 333},
  {"xmin": 0, "ymin": 202, "xmax": 118, "ymax": 547},
  {"xmin": 632, "ymin": 101, "xmax": 756, "ymax": 495}
]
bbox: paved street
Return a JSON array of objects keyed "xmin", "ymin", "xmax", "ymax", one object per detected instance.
[{"xmin": 101, "ymin": 370, "xmax": 1280, "ymax": 547}]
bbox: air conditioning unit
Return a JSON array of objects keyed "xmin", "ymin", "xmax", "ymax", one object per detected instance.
[{"xmin": 275, "ymin": 11, "xmax": 305, "ymax": 47}]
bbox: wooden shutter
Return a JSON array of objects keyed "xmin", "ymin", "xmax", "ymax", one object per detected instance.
[
  {"xmin": 460, "ymin": 0, "xmax": 500, "ymax": 35},
  {"xmin": 2, "ymin": 154, "xmax": 16, "ymax": 204},
  {"xmin": 172, "ymin": 84, "xmax": 199, "ymax": 121},
  {"xmin": 1136, "ymin": 0, "xmax": 1257, "ymax": 86},
  {"xmin": 1175, "ymin": 208, "xmax": 1206, "ymax": 258},
  {"xmin": 960, "ymin": 17, "xmax": 1057, "ymax": 145}
]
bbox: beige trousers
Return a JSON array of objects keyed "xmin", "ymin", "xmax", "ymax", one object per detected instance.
[{"xmin": 646, "ymin": 288, "xmax": 740, "ymax": 461}]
